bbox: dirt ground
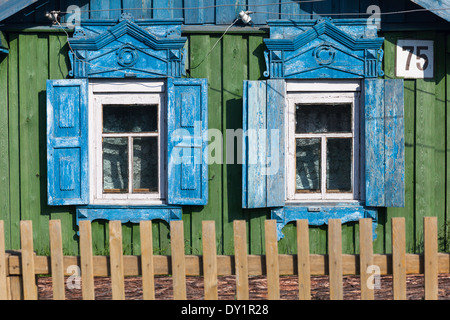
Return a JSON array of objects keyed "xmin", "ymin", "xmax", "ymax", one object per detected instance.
[{"xmin": 37, "ymin": 273, "xmax": 450, "ymax": 300}]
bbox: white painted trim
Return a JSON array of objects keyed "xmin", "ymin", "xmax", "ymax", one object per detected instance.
[
  {"xmin": 88, "ymin": 81, "xmax": 166, "ymax": 205},
  {"xmin": 286, "ymin": 79, "xmax": 361, "ymax": 93},
  {"xmin": 286, "ymin": 85, "xmax": 361, "ymax": 203},
  {"xmin": 90, "ymin": 79, "xmax": 165, "ymax": 93}
]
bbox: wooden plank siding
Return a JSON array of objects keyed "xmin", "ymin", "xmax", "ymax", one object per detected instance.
[
  {"xmin": 3, "ymin": 0, "xmax": 446, "ymax": 28},
  {"xmin": 0, "ymin": 28, "xmax": 449, "ymax": 256}
]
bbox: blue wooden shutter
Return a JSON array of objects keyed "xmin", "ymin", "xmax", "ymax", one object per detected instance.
[
  {"xmin": 167, "ymin": 78, "xmax": 208, "ymax": 205},
  {"xmin": 364, "ymin": 78, "xmax": 405, "ymax": 207},
  {"xmin": 47, "ymin": 79, "xmax": 89, "ymax": 205},
  {"xmin": 242, "ymin": 79, "xmax": 286, "ymax": 208}
]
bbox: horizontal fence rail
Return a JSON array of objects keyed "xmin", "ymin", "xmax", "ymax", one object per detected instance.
[{"xmin": 0, "ymin": 217, "xmax": 449, "ymax": 300}]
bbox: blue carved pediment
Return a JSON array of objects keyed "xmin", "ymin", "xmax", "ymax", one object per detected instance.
[
  {"xmin": 68, "ymin": 14, "xmax": 187, "ymax": 78},
  {"xmin": 263, "ymin": 18, "xmax": 384, "ymax": 79}
]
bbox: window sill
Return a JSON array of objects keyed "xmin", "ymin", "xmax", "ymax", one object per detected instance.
[
  {"xmin": 271, "ymin": 203, "xmax": 378, "ymax": 240},
  {"xmin": 76, "ymin": 204, "xmax": 182, "ymax": 228}
]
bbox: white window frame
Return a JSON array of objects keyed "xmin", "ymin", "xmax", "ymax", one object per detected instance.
[
  {"xmin": 286, "ymin": 80, "xmax": 361, "ymax": 203},
  {"xmin": 89, "ymin": 80, "xmax": 166, "ymax": 205}
]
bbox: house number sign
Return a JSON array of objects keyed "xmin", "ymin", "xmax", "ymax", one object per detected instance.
[{"xmin": 396, "ymin": 40, "xmax": 434, "ymax": 79}]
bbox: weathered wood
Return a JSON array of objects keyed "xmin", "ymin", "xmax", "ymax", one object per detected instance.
[
  {"xmin": 0, "ymin": 221, "xmax": 7, "ymax": 300},
  {"xmin": 297, "ymin": 220, "xmax": 311, "ymax": 300},
  {"xmin": 392, "ymin": 217, "xmax": 406, "ymax": 300},
  {"xmin": 264, "ymin": 220, "xmax": 280, "ymax": 300},
  {"xmin": 140, "ymin": 220, "xmax": 155, "ymax": 300},
  {"xmin": 424, "ymin": 216, "xmax": 438, "ymax": 300},
  {"xmin": 79, "ymin": 220, "xmax": 95, "ymax": 300},
  {"xmin": 328, "ymin": 219, "xmax": 343, "ymax": 300},
  {"xmin": 202, "ymin": 221, "xmax": 218, "ymax": 300},
  {"xmin": 359, "ymin": 218, "xmax": 374, "ymax": 300},
  {"xmin": 233, "ymin": 220, "xmax": 249, "ymax": 300},
  {"xmin": 49, "ymin": 220, "xmax": 65, "ymax": 300},
  {"xmin": 170, "ymin": 220, "xmax": 186, "ymax": 300},
  {"xmin": 20, "ymin": 221, "xmax": 37, "ymax": 300},
  {"xmin": 109, "ymin": 221, "xmax": 125, "ymax": 300}
]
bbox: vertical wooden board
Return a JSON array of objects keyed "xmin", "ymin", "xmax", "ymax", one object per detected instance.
[
  {"xmin": 215, "ymin": 0, "xmax": 245, "ymax": 25},
  {"xmin": 248, "ymin": 0, "xmax": 279, "ymax": 25},
  {"xmin": 309, "ymin": 225, "xmax": 327, "ymax": 255},
  {"xmin": 383, "ymin": 32, "xmax": 415, "ymax": 253},
  {"xmin": 384, "ymin": 79, "xmax": 405, "ymax": 207},
  {"xmin": 140, "ymin": 221, "xmax": 155, "ymax": 300},
  {"xmin": 247, "ymin": 80, "xmax": 267, "ymax": 208},
  {"xmin": 234, "ymin": 220, "xmax": 249, "ymax": 300},
  {"xmin": 0, "ymin": 52, "xmax": 10, "ymax": 245},
  {"xmin": 328, "ymin": 219, "xmax": 343, "ymax": 300},
  {"xmin": 121, "ymin": 0, "xmax": 150, "ymax": 19},
  {"xmin": 359, "ymin": 218, "xmax": 374, "ymax": 300},
  {"xmin": 415, "ymin": 70, "xmax": 436, "ymax": 251},
  {"xmin": 109, "ymin": 221, "xmax": 125, "ymax": 300},
  {"xmin": 202, "ymin": 221, "xmax": 218, "ymax": 300},
  {"xmin": 155, "ymin": 0, "xmax": 183, "ymax": 19},
  {"xmin": 18, "ymin": 34, "xmax": 42, "ymax": 251},
  {"xmin": 91, "ymin": 220, "xmax": 107, "ymax": 255},
  {"xmin": 433, "ymin": 32, "xmax": 447, "ymax": 251},
  {"xmin": 446, "ymin": 39, "xmax": 450, "ymax": 253},
  {"xmin": 266, "ymin": 79, "xmax": 285, "ymax": 207},
  {"xmin": 49, "ymin": 220, "xmax": 65, "ymax": 300},
  {"xmin": 281, "ymin": 1, "xmax": 311, "ymax": 19},
  {"xmin": 89, "ymin": 0, "xmax": 120, "ymax": 19},
  {"xmin": 424, "ymin": 217, "xmax": 438, "ymax": 300},
  {"xmin": 8, "ymin": 33, "xmax": 20, "ymax": 251},
  {"xmin": 297, "ymin": 220, "xmax": 311, "ymax": 300},
  {"xmin": 222, "ymin": 34, "xmax": 247, "ymax": 254},
  {"xmin": 79, "ymin": 220, "xmax": 95, "ymax": 300},
  {"xmin": 37, "ymin": 34, "xmax": 50, "ymax": 255},
  {"xmin": 264, "ymin": 220, "xmax": 280, "ymax": 300},
  {"xmin": 392, "ymin": 217, "xmax": 406, "ymax": 300},
  {"xmin": 184, "ymin": 0, "xmax": 215, "ymax": 24},
  {"xmin": 364, "ymin": 78, "xmax": 385, "ymax": 207},
  {"xmin": 170, "ymin": 220, "xmax": 186, "ymax": 299},
  {"xmin": 248, "ymin": 35, "xmax": 266, "ymax": 81},
  {"xmin": 20, "ymin": 221, "xmax": 37, "ymax": 300},
  {"xmin": 0, "ymin": 221, "xmax": 7, "ymax": 300}
]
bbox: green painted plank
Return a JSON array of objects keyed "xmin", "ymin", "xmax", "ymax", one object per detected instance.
[
  {"xmin": 433, "ymin": 32, "xmax": 446, "ymax": 252},
  {"xmin": 0, "ymin": 51, "xmax": 10, "ymax": 250},
  {"xmin": 18, "ymin": 34, "xmax": 42, "ymax": 249},
  {"xmin": 7, "ymin": 33, "xmax": 20, "ymax": 250},
  {"xmin": 222, "ymin": 34, "xmax": 247, "ymax": 255},
  {"xmin": 415, "ymin": 31, "xmax": 437, "ymax": 253},
  {"xmin": 36, "ymin": 34, "xmax": 50, "ymax": 255}
]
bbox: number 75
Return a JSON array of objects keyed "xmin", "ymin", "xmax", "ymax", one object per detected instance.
[{"xmin": 402, "ymin": 46, "xmax": 429, "ymax": 71}]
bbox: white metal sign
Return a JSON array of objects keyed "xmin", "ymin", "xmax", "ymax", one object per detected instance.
[{"xmin": 396, "ymin": 40, "xmax": 434, "ymax": 79}]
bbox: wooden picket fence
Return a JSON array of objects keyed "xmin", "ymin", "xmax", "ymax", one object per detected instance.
[{"xmin": 0, "ymin": 217, "xmax": 448, "ymax": 300}]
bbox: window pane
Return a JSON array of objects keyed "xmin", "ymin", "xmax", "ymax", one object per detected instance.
[
  {"xmin": 103, "ymin": 105, "xmax": 158, "ymax": 133},
  {"xmin": 327, "ymin": 138, "xmax": 352, "ymax": 192},
  {"xmin": 103, "ymin": 137, "xmax": 128, "ymax": 192},
  {"xmin": 296, "ymin": 138, "xmax": 321, "ymax": 192},
  {"xmin": 295, "ymin": 104, "xmax": 352, "ymax": 133},
  {"xmin": 133, "ymin": 137, "xmax": 158, "ymax": 193}
]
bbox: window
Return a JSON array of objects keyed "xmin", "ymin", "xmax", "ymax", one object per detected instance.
[
  {"xmin": 90, "ymin": 80, "xmax": 165, "ymax": 205},
  {"xmin": 286, "ymin": 86, "xmax": 360, "ymax": 202}
]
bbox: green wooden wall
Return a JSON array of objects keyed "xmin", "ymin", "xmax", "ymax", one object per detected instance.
[{"xmin": 0, "ymin": 30, "xmax": 448, "ymax": 256}]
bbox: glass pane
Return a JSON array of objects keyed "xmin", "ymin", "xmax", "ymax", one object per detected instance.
[
  {"xmin": 103, "ymin": 137, "xmax": 128, "ymax": 192},
  {"xmin": 133, "ymin": 137, "xmax": 158, "ymax": 193},
  {"xmin": 296, "ymin": 138, "xmax": 321, "ymax": 192},
  {"xmin": 295, "ymin": 104, "xmax": 352, "ymax": 133},
  {"xmin": 103, "ymin": 105, "xmax": 158, "ymax": 133},
  {"xmin": 327, "ymin": 138, "xmax": 352, "ymax": 192}
]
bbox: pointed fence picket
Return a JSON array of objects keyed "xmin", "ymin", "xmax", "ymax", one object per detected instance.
[{"xmin": 0, "ymin": 217, "xmax": 448, "ymax": 300}]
